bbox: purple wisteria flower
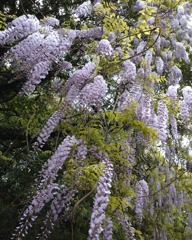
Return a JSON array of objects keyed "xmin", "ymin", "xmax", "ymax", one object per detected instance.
[
  {"xmin": 156, "ymin": 181, "xmax": 162, "ymax": 207},
  {"xmin": 170, "ymin": 114, "xmax": 178, "ymax": 139},
  {"xmin": 97, "ymin": 39, "xmax": 113, "ymax": 56},
  {"xmin": 34, "ymin": 110, "xmax": 62, "ymax": 148},
  {"xmin": 41, "ymin": 17, "xmax": 60, "ymax": 27},
  {"xmin": 0, "ymin": 15, "xmax": 40, "ymax": 45},
  {"xmin": 155, "ymin": 56, "xmax": 164, "ymax": 75},
  {"xmin": 3, "ymin": 24, "xmax": 76, "ymax": 95},
  {"xmin": 79, "ymin": 75, "xmax": 108, "ymax": 107},
  {"xmin": 135, "ymin": 179, "xmax": 149, "ymax": 223},
  {"xmin": 136, "ymin": 41, "xmax": 146, "ymax": 54},
  {"xmin": 167, "ymin": 85, "xmax": 180, "ymax": 98},
  {"xmin": 116, "ymin": 211, "xmax": 136, "ymax": 240},
  {"xmin": 103, "ymin": 217, "xmax": 113, "ymax": 240},
  {"xmin": 76, "ymin": 27, "xmax": 103, "ymax": 39},
  {"xmin": 179, "ymin": 100, "xmax": 190, "ymax": 121},
  {"xmin": 88, "ymin": 152, "xmax": 113, "ymax": 240},
  {"xmin": 74, "ymin": 1, "xmax": 92, "ymax": 17},
  {"xmin": 157, "ymin": 101, "xmax": 168, "ymax": 142},
  {"xmin": 145, "ymin": 49, "xmax": 153, "ymax": 65},
  {"xmin": 22, "ymin": 60, "xmax": 50, "ymax": 94},
  {"xmin": 120, "ymin": 60, "xmax": 136, "ymax": 82},
  {"xmin": 168, "ymin": 66, "xmax": 182, "ymax": 84},
  {"xmin": 13, "ymin": 136, "xmax": 77, "ymax": 239},
  {"xmin": 37, "ymin": 188, "xmax": 75, "ymax": 239},
  {"xmin": 64, "ymin": 62, "xmax": 96, "ymax": 93},
  {"xmin": 133, "ymin": 0, "xmax": 146, "ymax": 12},
  {"xmin": 174, "ymin": 42, "xmax": 189, "ymax": 63},
  {"xmin": 182, "ymin": 86, "xmax": 192, "ymax": 105}
]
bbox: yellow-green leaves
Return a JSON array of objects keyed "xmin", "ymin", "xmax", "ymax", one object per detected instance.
[{"xmin": 0, "ymin": 11, "xmax": 7, "ymax": 30}]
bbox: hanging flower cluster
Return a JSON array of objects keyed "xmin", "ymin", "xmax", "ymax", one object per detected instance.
[
  {"xmin": 0, "ymin": 15, "xmax": 40, "ymax": 44},
  {"xmin": 103, "ymin": 217, "xmax": 113, "ymax": 240},
  {"xmin": 116, "ymin": 211, "xmax": 136, "ymax": 240},
  {"xmin": 88, "ymin": 152, "xmax": 113, "ymax": 240},
  {"xmin": 74, "ymin": 0, "xmax": 92, "ymax": 17},
  {"xmin": 34, "ymin": 110, "xmax": 62, "ymax": 148},
  {"xmin": 12, "ymin": 136, "xmax": 77, "ymax": 239},
  {"xmin": 79, "ymin": 75, "xmax": 107, "ymax": 107},
  {"xmin": 157, "ymin": 101, "xmax": 168, "ymax": 142},
  {"xmin": 97, "ymin": 39, "xmax": 113, "ymax": 56},
  {"xmin": 120, "ymin": 60, "xmax": 136, "ymax": 82},
  {"xmin": 135, "ymin": 180, "xmax": 149, "ymax": 223},
  {"xmin": 37, "ymin": 188, "xmax": 75, "ymax": 239}
]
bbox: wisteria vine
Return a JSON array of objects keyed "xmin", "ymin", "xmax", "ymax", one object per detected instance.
[{"xmin": 1, "ymin": 0, "xmax": 192, "ymax": 239}]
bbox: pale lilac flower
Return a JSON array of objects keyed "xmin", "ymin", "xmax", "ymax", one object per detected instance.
[
  {"xmin": 135, "ymin": 179, "xmax": 149, "ymax": 223},
  {"xmin": 137, "ymin": 68, "xmax": 145, "ymax": 78},
  {"xmin": 97, "ymin": 39, "xmax": 113, "ymax": 56},
  {"xmin": 179, "ymin": 100, "xmax": 190, "ymax": 121},
  {"xmin": 79, "ymin": 75, "xmax": 107, "ymax": 107},
  {"xmin": 161, "ymin": 52, "xmax": 167, "ymax": 62},
  {"xmin": 177, "ymin": 5, "xmax": 184, "ymax": 16},
  {"xmin": 108, "ymin": 32, "xmax": 116, "ymax": 42},
  {"xmin": 182, "ymin": 86, "xmax": 192, "ymax": 105},
  {"xmin": 167, "ymin": 50, "xmax": 173, "ymax": 61},
  {"xmin": 103, "ymin": 217, "xmax": 113, "ymax": 240},
  {"xmin": 116, "ymin": 212, "xmax": 135, "ymax": 240},
  {"xmin": 139, "ymin": 179, "xmax": 149, "ymax": 207},
  {"xmin": 129, "ymin": 83, "xmax": 143, "ymax": 102},
  {"xmin": 42, "ymin": 17, "xmax": 59, "ymax": 27},
  {"xmin": 13, "ymin": 136, "xmax": 76, "ymax": 239},
  {"xmin": 88, "ymin": 152, "xmax": 113, "ymax": 240},
  {"xmin": 13, "ymin": 184, "xmax": 56, "ymax": 239},
  {"xmin": 170, "ymin": 18, "xmax": 179, "ymax": 29},
  {"xmin": 169, "ymin": 183, "xmax": 177, "ymax": 205},
  {"xmin": 64, "ymin": 85, "xmax": 79, "ymax": 104},
  {"xmin": 136, "ymin": 41, "xmax": 146, "ymax": 54},
  {"xmin": 76, "ymin": 27, "xmax": 103, "ymax": 39},
  {"xmin": 67, "ymin": 29, "xmax": 77, "ymax": 41},
  {"xmin": 37, "ymin": 188, "xmax": 75, "ymax": 239},
  {"xmin": 120, "ymin": 60, "xmax": 136, "ymax": 82},
  {"xmin": 6, "ymin": 32, "xmax": 45, "ymax": 64},
  {"xmin": 74, "ymin": 1, "xmax": 92, "ymax": 17},
  {"xmin": 156, "ymin": 181, "xmax": 162, "ymax": 207},
  {"xmin": 74, "ymin": 140, "xmax": 87, "ymax": 165},
  {"xmin": 159, "ymin": 229, "xmax": 167, "ymax": 240},
  {"xmin": 170, "ymin": 114, "xmax": 178, "ymax": 139},
  {"xmin": 34, "ymin": 110, "xmax": 62, "ymax": 148},
  {"xmin": 147, "ymin": 17, "xmax": 155, "ymax": 25},
  {"xmin": 167, "ymin": 85, "xmax": 180, "ymax": 98},
  {"xmin": 155, "ymin": 56, "xmax": 164, "ymax": 75},
  {"xmin": 38, "ymin": 135, "xmax": 77, "ymax": 190},
  {"xmin": 133, "ymin": 0, "xmax": 146, "ymax": 11},
  {"xmin": 140, "ymin": 95, "xmax": 152, "ymax": 125},
  {"xmin": 157, "ymin": 101, "xmax": 168, "ymax": 142},
  {"xmin": 22, "ymin": 60, "xmax": 50, "ymax": 94},
  {"xmin": 117, "ymin": 90, "xmax": 130, "ymax": 111},
  {"xmin": 52, "ymin": 77, "xmax": 63, "ymax": 92},
  {"xmin": 145, "ymin": 49, "xmax": 153, "ymax": 65},
  {"xmin": 154, "ymin": 35, "xmax": 161, "ymax": 53},
  {"xmin": 0, "ymin": 15, "xmax": 40, "ymax": 45},
  {"xmin": 64, "ymin": 62, "xmax": 96, "ymax": 93},
  {"xmin": 174, "ymin": 42, "xmax": 189, "ymax": 63},
  {"xmin": 168, "ymin": 66, "xmax": 182, "ymax": 84},
  {"xmin": 171, "ymin": 33, "xmax": 176, "ymax": 46},
  {"xmin": 180, "ymin": 15, "xmax": 188, "ymax": 28},
  {"xmin": 5, "ymin": 27, "xmax": 75, "ymax": 94}
]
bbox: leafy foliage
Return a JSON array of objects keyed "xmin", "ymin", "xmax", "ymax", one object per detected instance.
[{"xmin": 1, "ymin": 0, "xmax": 192, "ymax": 240}]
